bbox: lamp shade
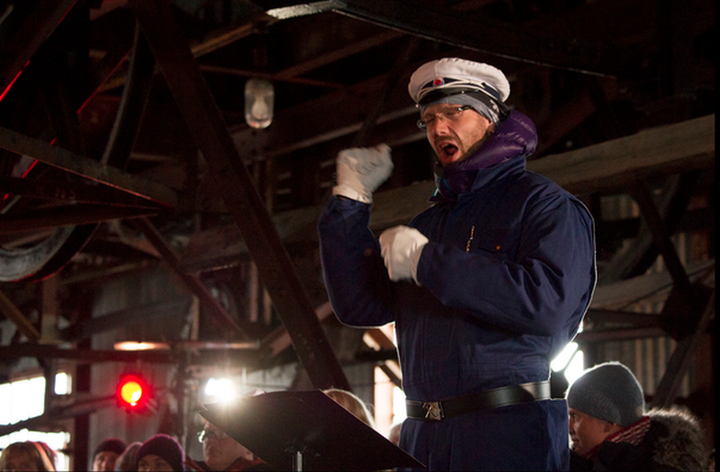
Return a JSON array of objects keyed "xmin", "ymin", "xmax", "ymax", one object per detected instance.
[{"xmin": 244, "ymin": 78, "xmax": 274, "ymax": 129}]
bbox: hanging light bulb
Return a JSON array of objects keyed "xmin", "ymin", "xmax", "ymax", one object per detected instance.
[{"xmin": 245, "ymin": 78, "xmax": 274, "ymax": 129}]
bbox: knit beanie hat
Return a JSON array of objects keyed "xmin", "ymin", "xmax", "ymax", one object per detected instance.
[
  {"xmin": 94, "ymin": 438, "xmax": 127, "ymax": 459},
  {"xmin": 136, "ymin": 434, "xmax": 185, "ymax": 471},
  {"xmin": 566, "ymin": 361, "xmax": 645, "ymax": 427}
]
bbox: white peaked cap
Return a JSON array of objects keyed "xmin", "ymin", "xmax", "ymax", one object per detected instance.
[{"xmin": 408, "ymin": 58, "xmax": 511, "ymax": 105}]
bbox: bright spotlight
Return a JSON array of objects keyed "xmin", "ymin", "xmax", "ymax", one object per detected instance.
[
  {"xmin": 563, "ymin": 350, "xmax": 585, "ymax": 385},
  {"xmin": 205, "ymin": 378, "xmax": 235, "ymax": 402},
  {"xmin": 551, "ymin": 342, "xmax": 579, "ymax": 372}
]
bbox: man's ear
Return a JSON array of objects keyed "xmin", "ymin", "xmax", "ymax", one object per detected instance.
[{"xmin": 603, "ymin": 422, "xmax": 614, "ymax": 433}]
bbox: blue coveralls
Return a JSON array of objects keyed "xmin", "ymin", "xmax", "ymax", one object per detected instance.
[{"xmin": 318, "ymin": 112, "xmax": 596, "ymax": 471}]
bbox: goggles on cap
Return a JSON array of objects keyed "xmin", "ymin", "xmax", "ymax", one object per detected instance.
[
  {"xmin": 416, "ymin": 80, "xmax": 505, "ymax": 106},
  {"xmin": 417, "ymin": 88, "xmax": 510, "ymax": 123}
]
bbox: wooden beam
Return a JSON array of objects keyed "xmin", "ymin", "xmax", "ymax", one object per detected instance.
[
  {"xmin": 363, "ymin": 327, "xmax": 402, "ymax": 387},
  {"xmin": 183, "ymin": 115, "xmax": 715, "ymax": 273},
  {"xmin": 575, "ymin": 327, "xmax": 667, "ymax": 343},
  {"xmin": 583, "ymin": 308, "xmax": 669, "ymax": 328},
  {"xmin": 530, "ymin": 114, "xmax": 715, "ymax": 195},
  {"xmin": 625, "ymin": 176, "xmax": 691, "ymax": 295},
  {"xmin": 590, "ymin": 259, "xmax": 714, "ymax": 309},
  {"xmin": 652, "ymin": 290, "xmax": 715, "ymax": 408}
]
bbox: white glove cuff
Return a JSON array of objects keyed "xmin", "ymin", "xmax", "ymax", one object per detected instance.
[
  {"xmin": 409, "ymin": 241, "xmax": 427, "ymax": 284},
  {"xmin": 332, "ymin": 184, "xmax": 372, "ymax": 203}
]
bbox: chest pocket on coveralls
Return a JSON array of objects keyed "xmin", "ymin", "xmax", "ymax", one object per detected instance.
[{"xmin": 468, "ymin": 227, "xmax": 516, "ymax": 262}]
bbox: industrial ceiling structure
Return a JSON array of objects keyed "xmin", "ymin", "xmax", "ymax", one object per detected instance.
[{"xmin": 0, "ymin": 0, "xmax": 715, "ymax": 448}]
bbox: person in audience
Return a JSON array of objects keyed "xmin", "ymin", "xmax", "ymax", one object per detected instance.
[
  {"xmin": 186, "ymin": 419, "xmax": 267, "ymax": 471},
  {"xmin": 566, "ymin": 361, "xmax": 710, "ymax": 471},
  {"xmin": 388, "ymin": 421, "xmax": 403, "ymax": 446},
  {"xmin": 92, "ymin": 438, "xmax": 127, "ymax": 471},
  {"xmin": 35, "ymin": 442, "xmax": 56, "ymax": 471},
  {"xmin": 136, "ymin": 434, "xmax": 185, "ymax": 471},
  {"xmin": 0, "ymin": 441, "xmax": 55, "ymax": 471},
  {"xmin": 115, "ymin": 441, "xmax": 142, "ymax": 471},
  {"xmin": 323, "ymin": 388, "xmax": 376, "ymax": 429}
]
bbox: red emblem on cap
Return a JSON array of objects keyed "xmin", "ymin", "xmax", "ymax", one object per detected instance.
[{"xmin": 433, "ymin": 78, "xmax": 445, "ymax": 87}]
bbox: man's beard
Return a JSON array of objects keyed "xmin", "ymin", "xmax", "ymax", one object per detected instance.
[{"xmin": 437, "ymin": 125, "xmax": 495, "ymax": 166}]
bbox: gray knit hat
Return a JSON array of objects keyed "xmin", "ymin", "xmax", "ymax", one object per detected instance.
[{"xmin": 566, "ymin": 361, "xmax": 645, "ymax": 427}]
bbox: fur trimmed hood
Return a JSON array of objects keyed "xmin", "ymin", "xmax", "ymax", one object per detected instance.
[
  {"xmin": 647, "ymin": 407, "xmax": 710, "ymax": 471},
  {"xmin": 570, "ymin": 406, "xmax": 711, "ymax": 471}
]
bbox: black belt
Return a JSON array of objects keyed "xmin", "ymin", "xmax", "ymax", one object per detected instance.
[{"xmin": 405, "ymin": 380, "xmax": 551, "ymax": 421}]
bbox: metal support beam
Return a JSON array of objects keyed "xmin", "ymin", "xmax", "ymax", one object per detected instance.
[
  {"xmin": 334, "ymin": 0, "xmax": 612, "ymax": 76},
  {"xmin": 352, "ymin": 35, "xmax": 420, "ymax": 147},
  {"xmin": 41, "ymin": 275, "xmax": 61, "ymax": 342},
  {"xmin": 0, "ymin": 126, "xmax": 178, "ymax": 207},
  {"xmin": 0, "ymin": 289, "xmax": 40, "ymax": 342},
  {"xmin": 260, "ymin": 301, "xmax": 334, "ymax": 357},
  {"xmin": 0, "ymin": 176, "xmax": 161, "ymax": 208},
  {"xmin": 132, "ymin": 217, "xmax": 253, "ymax": 339},
  {"xmin": 0, "ymin": 204, "xmax": 157, "ymax": 235},
  {"xmin": 0, "ymin": 343, "xmax": 258, "ymax": 365},
  {"xmin": 0, "ymin": 394, "xmax": 116, "ymax": 438},
  {"xmin": 59, "ymin": 295, "xmax": 194, "ymax": 342},
  {"xmin": 0, "ymin": 0, "xmax": 78, "ymax": 98},
  {"xmin": 128, "ymin": 0, "xmax": 349, "ymax": 391}
]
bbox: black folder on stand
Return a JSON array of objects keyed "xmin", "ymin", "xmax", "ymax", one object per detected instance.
[{"xmin": 199, "ymin": 389, "xmax": 425, "ymax": 471}]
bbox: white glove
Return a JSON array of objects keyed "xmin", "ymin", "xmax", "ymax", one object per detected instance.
[
  {"xmin": 332, "ymin": 144, "xmax": 393, "ymax": 203},
  {"xmin": 379, "ymin": 225, "xmax": 429, "ymax": 284}
]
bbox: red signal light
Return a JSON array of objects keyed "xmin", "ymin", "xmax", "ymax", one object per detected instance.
[{"xmin": 116, "ymin": 374, "xmax": 151, "ymax": 411}]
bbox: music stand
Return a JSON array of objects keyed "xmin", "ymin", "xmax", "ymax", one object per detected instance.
[{"xmin": 199, "ymin": 389, "xmax": 425, "ymax": 471}]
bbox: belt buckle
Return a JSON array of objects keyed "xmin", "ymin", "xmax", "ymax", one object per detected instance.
[{"xmin": 422, "ymin": 401, "xmax": 443, "ymax": 421}]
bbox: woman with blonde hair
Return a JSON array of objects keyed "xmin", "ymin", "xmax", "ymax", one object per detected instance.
[
  {"xmin": 322, "ymin": 388, "xmax": 376, "ymax": 429},
  {"xmin": 0, "ymin": 441, "xmax": 56, "ymax": 471}
]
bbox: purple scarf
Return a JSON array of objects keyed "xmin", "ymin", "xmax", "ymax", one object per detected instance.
[{"xmin": 433, "ymin": 111, "xmax": 538, "ymax": 201}]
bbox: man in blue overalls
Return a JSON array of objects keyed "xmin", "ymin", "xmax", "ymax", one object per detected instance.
[{"xmin": 318, "ymin": 57, "xmax": 596, "ymax": 471}]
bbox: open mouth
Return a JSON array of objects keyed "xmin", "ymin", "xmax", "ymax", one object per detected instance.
[{"xmin": 438, "ymin": 142, "xmax": 459, "ymax": 161}]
